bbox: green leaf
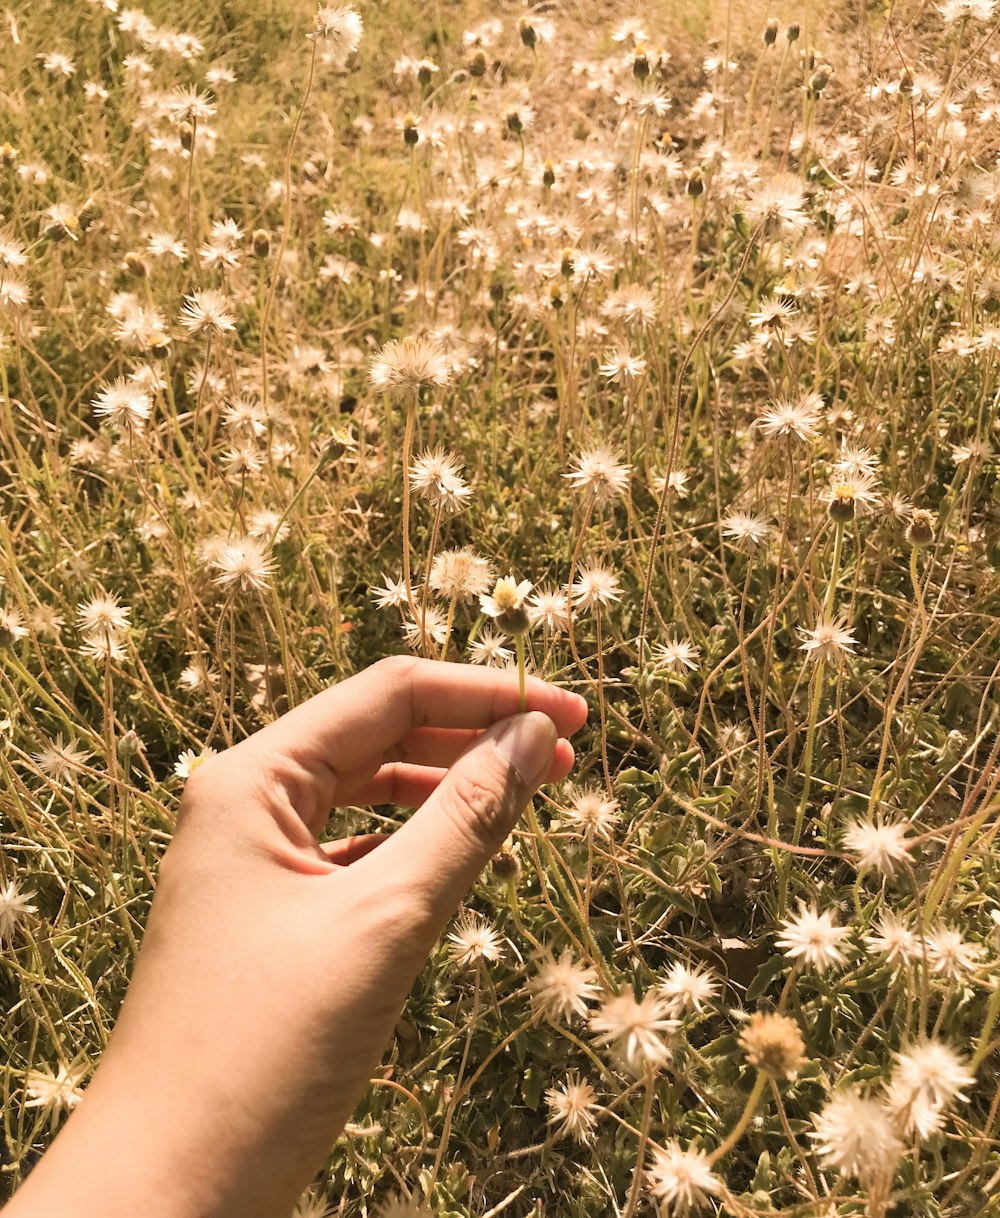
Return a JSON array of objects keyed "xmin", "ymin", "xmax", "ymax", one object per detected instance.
[{"xmin": 746, "ymin": 953, "xmax": 788, "ymax": 1003}]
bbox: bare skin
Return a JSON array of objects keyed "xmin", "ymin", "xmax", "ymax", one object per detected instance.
[{"xmin": 4, "ymin": 655, "xmax": 588, "ymax": 1218}]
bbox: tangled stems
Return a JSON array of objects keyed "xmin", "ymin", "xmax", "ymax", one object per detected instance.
[
  {"xmin": 523, "ymin": 800, "xmax": 612, "ymax": 990},
  {"xmin": 636, "ymin": 224, "xmax": 763, "ymax": 682},
  {"xmin": 399, "ymin": 397, "xmax": 421, "ymax": 629},
  {"xmin": 260, "ymin": 38, "xmax": 318, "ymax": 416},
  {"xmin": 707, "ymin": 1071, "xmax": 768, "ymax": 1165},
  {"xmin": 867, "ymin": 542, "xmax": 930, "ymax": 823},
  {"xmin": 621, "ymin": 1070, "xmax": 656, "ymax": 1218},
  {"xmin": 426, "ymin": 963, "xmax": 483, "ymax": 1195},
  {"xmin": 792, "ymin": 519, "xmax": 846, "ymax": 838}
]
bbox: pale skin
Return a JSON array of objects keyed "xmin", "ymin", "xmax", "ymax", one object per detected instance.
[{"xmin": 4, "ymin": 655, "xmax": 588, "ymax": 1218}]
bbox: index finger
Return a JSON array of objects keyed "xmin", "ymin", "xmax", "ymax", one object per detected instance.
[{"xmin": 242, "ymin": 655, "xmax": 588, "ymax": 807}]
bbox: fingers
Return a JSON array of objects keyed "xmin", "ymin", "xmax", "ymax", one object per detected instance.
[
  {"xmin": 240, "ymin": 656, "xmax": 588, "ymax": 813},
  {"xmin": 346, "ymin": 737, "xmax": 576, "ymax": 806},
  {"xmin": 319, "ymin": 834, "xmax": 388, "ymax": 865},
  {"xmin": 357, "ymin": 711, "xmax": 558, "ymax": 927}
]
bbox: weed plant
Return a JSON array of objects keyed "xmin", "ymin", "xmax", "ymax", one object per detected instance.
[{"xmin": 1, "ymin": 0, "xmax": 999, "ymax": 1214}]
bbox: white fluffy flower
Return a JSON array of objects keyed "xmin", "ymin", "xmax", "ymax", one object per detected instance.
[
  {"xmin": 646, "ymin": 1141, "xmax": 722, "ymax": 1213},
  {"xmin": 810, "ymin": 1088, "xmax": 903, "ymax": 1184},
  {"xmin": 776, "ymin": 902, "xmax": 851, "ymax": 972}
]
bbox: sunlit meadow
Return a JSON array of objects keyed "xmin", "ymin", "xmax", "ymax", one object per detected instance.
[{"xmin": 1, "ymin": 0, "xmax": 999, "ymax": 1213}]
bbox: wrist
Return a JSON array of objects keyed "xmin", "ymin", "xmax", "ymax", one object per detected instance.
[{"xmin": 4, "ymin": 1009, "xmax": 361, "ymax": 1218}]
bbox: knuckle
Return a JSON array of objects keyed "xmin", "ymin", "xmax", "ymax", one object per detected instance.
[
  {"xmin": 447, "ymin": 769, "xmax": 514, "ymax": 854},
  {"xmin": 351, "ymin": 873, "xmax": 439, "ymax": 949},
  {"xmin": 375, "ymin": 653, "xmax": 421, "ymax": 682}
]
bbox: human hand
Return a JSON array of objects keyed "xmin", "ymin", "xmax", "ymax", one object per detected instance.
[{"xmin": 5, "ymin": 656, "xmax": 588, "ymax": 1218}]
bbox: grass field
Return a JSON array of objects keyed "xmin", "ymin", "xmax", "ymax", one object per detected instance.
[{"xmin": 1, "ymin": 0, "xmax": 1000, "ymax": 1214}]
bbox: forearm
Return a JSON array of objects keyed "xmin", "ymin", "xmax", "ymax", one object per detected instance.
[
  {"xmin": 4, "ymin": 1018, "xmax": 387, "ymax": 1218},
  {"xmin": 4, "ymin": 880, "xmax": 411, "ymax": 1218}
]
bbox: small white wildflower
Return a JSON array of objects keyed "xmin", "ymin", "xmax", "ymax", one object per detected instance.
[
  {"xmin": 447, "ymin": 913, "xmax": 504, "ymax": 968},
  {"xmin": 842, "ymin": 817, "xmax": 913, "ymax": 877},
  {"xmin": 658, "ymin": 962, "xmax": 720, "ymax": 1017},
  {"xmin": 924, "ymin": 925, "xmax": 983, "ymax": 978},
  {"xmin": 776, "ymin": 902, "xmax": 851, "ymax": 972},
  {"xmin": 810, "ymin": 1088, "xmax": 903, "ymax": 1184},
  {"xmin": 799, "ymin": 615, "xmax": 857, "ymax": 663},
  {"xmin": 210, "ymin": 537, "xmax": 277, "ymax": 594},
  {"xmin": 590, "ymin": 990, "xmax": 678, "ymax": 1074},
  {"xmin": 369, "ymin": 336, "xmax": 451, "ymax": 403},
  {"xmin": 721, "ymin": 511, "xmax": 771, "ymax": 548},
  {"xmin": 545, "ymin": 1072, "xmax": 599, "ymax": 1142},
  {"xmin": 32, "ymin": 735, "xmax": 91, "ymax": 785},
  {"xmin": 528, "ymin": 949, "xmax": 601, "ymax": 1024},
  {"xmin": 92, "ymin": 377, "xmax": 152, "ymax": 431},
  {"xmin": 756, "ymin": 394, "xmax": 822, "ymax": 442},
  {"xmin": 468, "ymin": 629, "xmax": 513, "ymax": 666},
  {"xmin": 564, "ymin": 446, "xmax": 630, "ymax": 505},
  {"xmin": 0, "ymin": 879, "xmax": 38, "ymax": 943},
  {"xmin": 179, "ymin": 289, "xmax": 236, "ymax": 337},
  {"xmin": 24, "ymin": 1062, "xmax": 87, "ymax": 1130},
  {"xmin": 173, "ymin": 747, "xmax": 218, "ymax": 780},
  {"xmin": 646, "ymin": 1141, "xmax": 722, "ymax": 1213},
  {"xmin": 563, "ymin": 785, "xmax": 620, "ymax": 839},
  {"xmin": 866, "ymin": 910, "xmax": 921, "ymax": 967},
  {"xmin": 651, "ymin": 638, "xmax": 700, "ymax": 674},
  {"xmin": 571, "ymin": 565, "xmax": 621, "ymax": 612}
]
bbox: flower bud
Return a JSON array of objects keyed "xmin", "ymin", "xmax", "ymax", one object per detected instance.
[
  {"xmin": 905, "ymin": 509, "xmax": 935, "ymax": 548},
  {"xmin": 686, "ymin": 167, "xmax": 704, "ymax": 197},
  {"xmin": 468, "ymin": 50, "xmax": 487, "ymax": 78},
  {"xmin": 402, "ymin": 114, "xmax": 420, "ymax": 146},
  {"xmin": 786, "ymin": 23, "xmax": 800, "ymax": 41},
  {"xmin": 491, "ymin": 844, "xmax": 521, "ymax": 882},
  {"xmin": 542, "ymin": 160, "xmax": 556, "ymax": 188},
  {"xmin": 739, "ymin": 1012, "xmax": 805, "ymax": 1079},
  {"xmin": 179, "ymin": 121, "xmax": 194, "ymax": 151},
  {"xmin": 633, "ymin": 46, "xmax": 650, "ymax": 78},
  {"xmin": 495, "ymin": 606, "xmax": 531, "ymax": 635},
  {"xmin": 519, "ymin": 18, "xmax": 536, "ymax": 48},
  {"xmin": 117, "ymin": 729, "xmax": 143, "ymax": 761},
  {"xmin": 764, "ymin": 18, "xmax": 779, "ymax": 44},
  {"xmin": 252, "ymin": 228, "xmax": 271, "ymax": 258},
  {"xmin": 807, "ymin": 66, "xmax": 831, "ymax": 97},
  {"xmin": 827, "ymin": 480, "xmax": 857, "ymax": 522},
  {"xmin": 123, "ymin": 251, "xmax": 147, "ymax": 278}
]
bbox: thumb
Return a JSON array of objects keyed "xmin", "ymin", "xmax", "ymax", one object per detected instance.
[{"xmin": 366, "ymin": 711, "xmax": 557, "ymax": 923}]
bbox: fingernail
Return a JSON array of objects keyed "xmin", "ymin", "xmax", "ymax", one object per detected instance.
[{"xmin": 492, "ymin": 712, "xmax": 558, "ymax": 787}]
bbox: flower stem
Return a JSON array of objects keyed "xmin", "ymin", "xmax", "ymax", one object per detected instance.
[{"xmin": 708, "ymin": 1071, "xmax": 768, "ymax": 1165}]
